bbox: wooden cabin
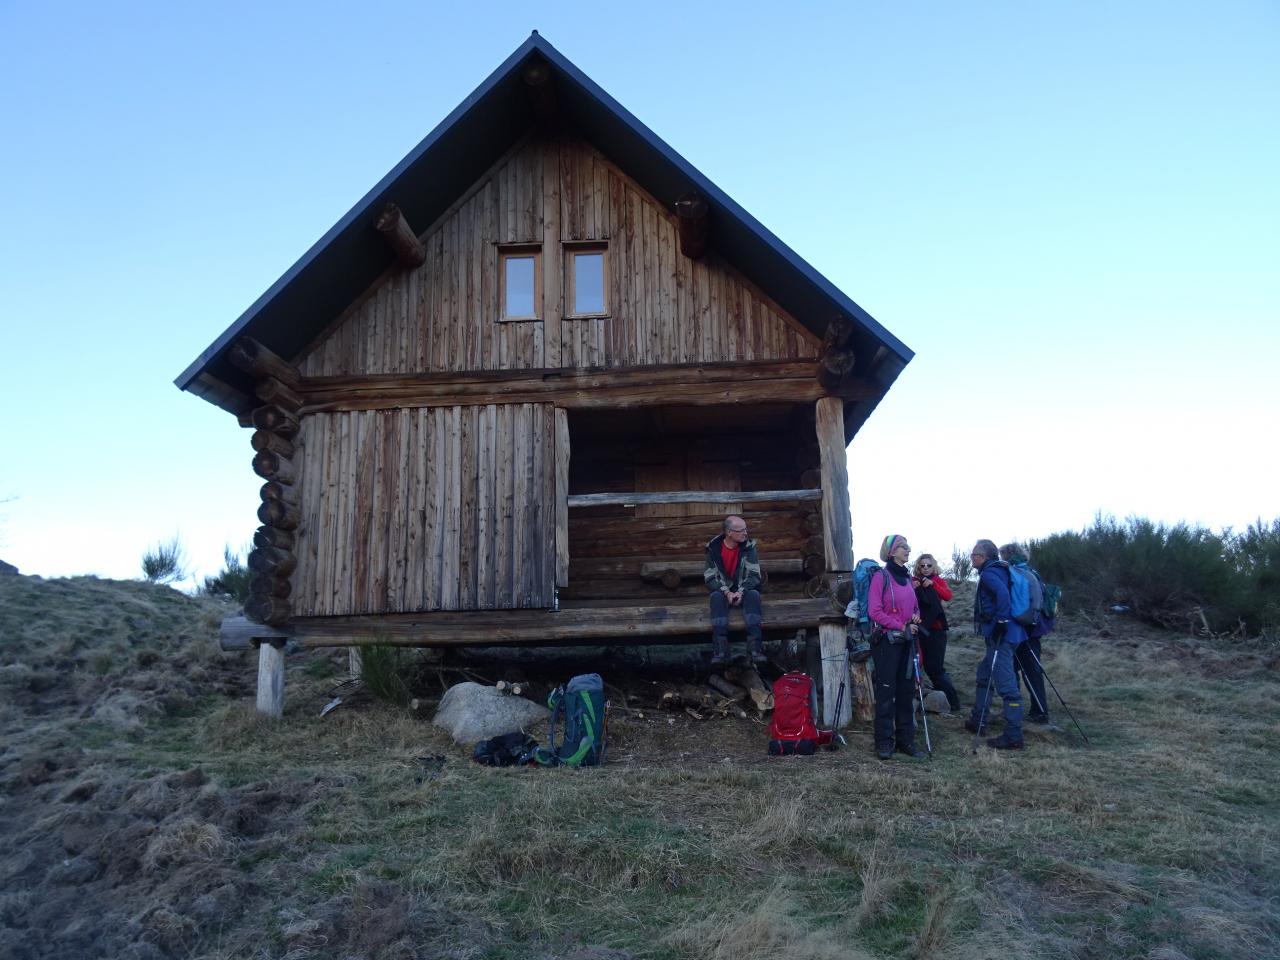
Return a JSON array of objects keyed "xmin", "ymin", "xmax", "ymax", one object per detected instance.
[{"xmin": 176, "ymin": 33, "xmax": 913, "ymax": 719}]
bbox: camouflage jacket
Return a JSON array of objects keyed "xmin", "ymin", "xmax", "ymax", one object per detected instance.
[{"xmin": 703, "ymin": 535, "xmax": 762, "ymax": 594}]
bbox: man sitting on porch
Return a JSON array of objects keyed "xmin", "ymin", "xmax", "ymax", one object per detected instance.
[{"xmin": 704, "ymin": 515, "xmax": 766, "ymax": 667}]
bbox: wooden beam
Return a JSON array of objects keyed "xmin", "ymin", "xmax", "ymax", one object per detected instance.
[
  {"xmin": 255, "ymin": 377, "xmax": 303, "ymax": 412},
  {"xmin": 290, "ymin": 597, "xmax": 836, "ymax": 647},
  {"xmin": 640, "ymin": 559, "xmax": 804, "ymax": 581},
  {"xmin": 254, "ymin": 525, "xmax": 295, "ymax": 552},
  {"xmin": 228, "ymin": 338, "xmax": 302, "ymax": 390},
  {"xmin": 257, "ymin": 498, "xmax": 300, "ymax": 530},
  {"xmin": 251, "ymin": 430, "xmax": 295, "ymax": 458},
  {"xmin": 298, "ymin": 361, "xmax": 875, "ymax": 413},
  {"xmin": 675, "ymin": 192, "xmax": 710, "ymax": 259},
  {"xmin": 245, "ymin": 594, "xmax": 293, "ymax": 626},
  {"xmin": 250, "ymin": 404, "xmax": 300, "ymax": 439},
  {"xmin": 219, "ymin": 615, "xmax": 291, "ymax": 652},
  {"xmin": 568, "ymin": 489, "xmax": 822, "ymax": 508},
  {"xmin": 374, "ymin": 202, "xmax": 427, "ymax": 268},
  {"xmin": 819, "ymin": 621, "xmax": 851, "ymax": 728},
  {"xmin": 815, "ymin": 397, "xmax": 854, "ymax": 573},
  {"xmin": 256, "ymin": 641, "xmax": 285, "ymax": 717},
  {"xmin": 252, "ymin": 450, "xmax": 295, "ymax": 485},
  {"xmin": 554, "ymin": 407, "xmax": 570, "ymax": 588}
]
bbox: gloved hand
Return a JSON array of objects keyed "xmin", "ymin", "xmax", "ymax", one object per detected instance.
[{"xmin": 993, "ymin": 620, "xmax": 1008, "ymax": 643}]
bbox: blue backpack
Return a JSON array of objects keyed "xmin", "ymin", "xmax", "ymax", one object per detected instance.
[
  {"xmin": 535, "ymin": 673, "xmax": 607, "ymax": 767},
  {"xmin": 851, "ymin": 558, "xmax": 887, "ymax": 636},
  {"xmin": 1006, "ymin": 562, "xmax": 1044, "ymax": 628}
]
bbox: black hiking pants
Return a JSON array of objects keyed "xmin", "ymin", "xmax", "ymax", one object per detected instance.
[
  {"xmin": 871, "ymin": 634, "xmax": 916, "ymax": 748},
  {"xmin": 919, "ymin": 628, "xmax": 960, "ymax": 710},
  {"xmin": 1014, "ymin": 636, "xmax": 1050, "ymax": 720}
]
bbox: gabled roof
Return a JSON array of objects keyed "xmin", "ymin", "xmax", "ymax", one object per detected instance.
[{"xmin": 176, "ymin": 32, "xmax": 912, "ymax": 433}]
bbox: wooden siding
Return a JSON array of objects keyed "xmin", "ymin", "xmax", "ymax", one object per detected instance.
[
  {"xmin": 298, "ymin": 136, "xmax": 819, "ymax": 377},
  {"xmin": 292, "ymin": 403, "xmax": 555, "ymax": 616}
]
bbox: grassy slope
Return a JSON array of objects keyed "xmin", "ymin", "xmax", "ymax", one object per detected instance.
[{"xmin": 1, "ymin": 575, "xmax": 1277, "ymax": 960}]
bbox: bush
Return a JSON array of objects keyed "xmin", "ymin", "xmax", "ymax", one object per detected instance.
[
  {"xmin": 947, "ymin": 547, "xmax": 974, "ymax": 583},
  {"xmin": 1030, "ymin": 514, "xmax": 1278, "ymax": 638},
  {"xmin": 201, "ymin": 544, "xmax": 251, "ymax": 604},
  {"xmin": 142, "ymin": 535, "xmax": 188, "ymax": 585},
  {"xmin": 358, "ymin": 645, "xmax": 415, "ymax": 707}
]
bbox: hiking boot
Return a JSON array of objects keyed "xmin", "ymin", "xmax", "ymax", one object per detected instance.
[
  {"xmin": 964, "ymin": 718, "xmax": 987, "ymax": 735},
  {"xmin": 895, "ymin": 741, "xmax": 924, "ymax": 758},
  {"xmin": 709, "ymin": 655, "xmax": 727, "ymax": 668},
  {"xmin": 875, "ymin": 743, "xmax": 894, "ymax": 761},
  {"xmin": 985, "ymin": 734, "xmax": 1024, "ymax": 750}
]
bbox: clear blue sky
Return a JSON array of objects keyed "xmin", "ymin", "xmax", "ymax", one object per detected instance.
[{"xmin": 2, "ymin": 1, "xmax": 1277, "ymax": 584}]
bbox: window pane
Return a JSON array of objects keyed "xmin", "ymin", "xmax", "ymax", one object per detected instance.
[
  {"xmin": 505, "ymin": 256, "xmax": 535, "ymax": 317},
  {"xmin": 573, "ymin": 252, "xmax": 604, "ymax": 314}
]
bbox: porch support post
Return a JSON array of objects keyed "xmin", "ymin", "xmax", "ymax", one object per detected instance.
[
  {"xmin": 256, "ymin": 640, "xmax": 286, "ymax": 718},
  {"xmin": 815, "ymin": 397, "xmax": 853, "ymax": 573},
  {"xmin": 819, "ymin": 620, "xmax": 852, "ymax": 727}
]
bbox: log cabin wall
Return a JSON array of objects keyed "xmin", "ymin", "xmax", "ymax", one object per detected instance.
[
  {"xmin": 291, "ymin": 403, "xmax": 556, "ymax": 616},
  {"xmin": 296, "ymin": 136, "xmax": 820, "ymax": 377},
  {"xmin": 561, "ymin": 418, "xmax": 819, "ymax": 609}
]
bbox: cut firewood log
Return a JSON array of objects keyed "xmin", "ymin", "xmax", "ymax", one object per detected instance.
[
  {"xmin": 725, "ymin": 666, "xmax": 774, "ymax": 713},
  {"xmin": 707, "ymin": 675, "xmax": 746, "ymax": 701}
]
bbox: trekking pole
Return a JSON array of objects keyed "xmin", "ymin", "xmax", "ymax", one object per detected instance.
[
  {"xmin": 911, "ymin": 634, "xmax": 932, "ymax": 756},
  {"xmin": 972, "ymin": 648, "xmax": 997, "ymax": 755},
  {"xmin": 824, "ymin": 648, "xmax": 850, "ymax": 750},
  {"xmin": 1023, "ymin": 645, "xmax": 1090, "ymax": 746}
]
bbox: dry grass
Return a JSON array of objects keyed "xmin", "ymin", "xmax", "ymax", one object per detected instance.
[{"xmin": 2, "ymin": 574, "xmax": 1278, "ymax": 960}]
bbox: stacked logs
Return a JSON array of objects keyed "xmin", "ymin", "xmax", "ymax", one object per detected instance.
[{"xmin": 229, "ymin": 337, "xmax": 302, "ymax": 627}]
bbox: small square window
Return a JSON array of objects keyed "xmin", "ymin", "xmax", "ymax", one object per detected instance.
[
  {"xmin": 566, "ymin": 244, "xmax": 608, "ymax": 318},
  {"xmin": 499, "ymin": 247, "xmax": 541, "ymax": 321}
]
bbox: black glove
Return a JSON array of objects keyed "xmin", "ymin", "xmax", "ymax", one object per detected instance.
[{"xmin": 993, "ymin": 620, "xmax": 1008, "ymax": 643}]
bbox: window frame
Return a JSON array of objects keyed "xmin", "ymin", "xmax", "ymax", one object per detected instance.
[
  {"xmin": 498, "ymin": 244, "xmax": 542, "ymax": 322},
  {"xmin": 564, "ymin": 241, "xmax": 609, "ymax": 319}
]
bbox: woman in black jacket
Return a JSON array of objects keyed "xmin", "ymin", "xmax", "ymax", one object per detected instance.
[{"xmin": 912, "ymin": 553, "xmax": 961, "ymax": 711}]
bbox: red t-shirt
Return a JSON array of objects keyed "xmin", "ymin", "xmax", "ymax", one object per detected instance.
[{"xmin": 721, "ymin": 541, "xmax": 740, "ymax": 579}]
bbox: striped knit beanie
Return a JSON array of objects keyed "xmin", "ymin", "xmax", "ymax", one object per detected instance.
[{"xmin": 879, "ymin": 535, "xmax": 906, "ymax": 563}]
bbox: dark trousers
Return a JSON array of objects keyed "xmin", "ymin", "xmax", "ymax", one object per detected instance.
[
  {"xmin": 1014, "ymin": 636, "xmax": 1050, "ymax": 720},
  {"xmin": 871, "ymin": 635, "xmax": 916, "ymax": 748},
  {"xmin": 919, "ymin": 628, "xmax": 960, "ymax": 710},
  {"xmin": 709, "ymin": 589, "xmax": 763, "ymax": 658},
  {"xmin": 971, "ymin": 635, "xmax": 1024, "ymax": 740}
]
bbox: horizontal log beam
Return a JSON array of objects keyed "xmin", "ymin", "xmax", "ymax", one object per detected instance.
[
  {"xmin": 254, "ymin": 525, "xmax": 295, "ymax": 552},
  {"xmin": 639, "ymin": 559, "xmax": 804, "ymax": 582},
  {"xmin": 568, "ymin": 489, "xmax": 822, "ymax": 508},
  {"xmin": 219, "ymin": 615, "xmax": 291, "ymax": 652},
  {"xmin": 255, "ymin": 377, "xmax": 303, "ymax": 412},
  {"xmin": 250, "ymin": 405, "xmax": 300, "ymax": 439},
  {"xmin": 374, "ymin": 202, "xmax": 427, "ymax": 268},
  {"xmin": 299, "ymin": 361, "xmax": 877, "ymax": 413},
  {"xmin": 251, "ymin": 430, "xmax": 295, "ymax": 458},
  {"xmin": 252, "ymin": 450, "xmax": 295, "ymax": 485},
  {"xmin": 257, "ymin": 498, "xmax": 300, "ymax": 530},
  {"xmin": 228, "ymin": 338, "xmax": 302, "ymax": 390},
  {"xmin": 290, "ymin": 597, "xmax": 838, "ymax": 648}
]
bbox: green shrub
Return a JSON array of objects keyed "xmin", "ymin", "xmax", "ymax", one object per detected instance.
[
  {"xmin": 141, "ymin": 535, "xmax": 188, "ymax": 585},
  {"xmin": 201, "ymin": 544, "xmax": 251, "ymax": 604},
  {"xmin": 358, "ymin": 644, "xmax": 415, "ymax": 707},
  {"xmin": 1030, "ymin": 514, "xmax": 1278, "ymax": 638},
  {"xmin": 947, "ymin": 547, "xmax": 974, "ymax": 583}
]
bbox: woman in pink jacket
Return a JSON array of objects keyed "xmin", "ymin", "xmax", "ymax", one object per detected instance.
[{"xmin": 868, "ymin": 535, "xmax": 924, "ymax": 760}]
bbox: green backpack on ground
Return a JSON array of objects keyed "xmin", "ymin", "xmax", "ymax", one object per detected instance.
[{"xmin": 534, "ymin": 673, "xmax": 607, "ymax": 767}]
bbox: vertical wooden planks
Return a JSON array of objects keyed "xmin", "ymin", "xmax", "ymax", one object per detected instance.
[
  {"xmin": 494, "ymin": 404, "xmax": 514, "ymax": 607},
  {"xmin": 819, "ymin": 621, "xmax": 852, "ymax": 727},
  {"xmin": 476, "ymin": 403, "xmax": 496, "ymax": 608},
  {"xmin": 554, "ymin": 406, "xmax": 570, "ymax": 588},
  {"xmin": 543, "ymin": 137, "xmax": 563, "ymax": 368},
  {"xmin": 457, "ymin": 405, "xmax": 478, "ymax": 608}
]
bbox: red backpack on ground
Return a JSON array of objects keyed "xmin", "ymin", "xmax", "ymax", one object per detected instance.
[{"xmin": 768, "ymin": 671, "xmax": 830, "ymax": 755}]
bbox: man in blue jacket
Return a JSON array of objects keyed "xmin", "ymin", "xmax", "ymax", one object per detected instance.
[{"xmin": 966, "ymin": 539, "xmax": 1026, "ymax": 749}]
